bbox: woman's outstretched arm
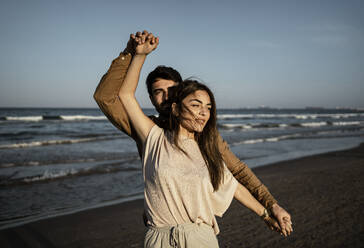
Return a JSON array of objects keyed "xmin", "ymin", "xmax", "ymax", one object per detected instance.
[{"xmin": 118, "ymin": 31, "xmax": 159, "ymax": 145}]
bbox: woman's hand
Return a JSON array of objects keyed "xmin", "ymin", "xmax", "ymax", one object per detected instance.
[
  {"xmin": 263, "ymin": 215, "xmax": 282, "ymax": 233},
  {"xmin": 131, "ymin": 30, "xmax": 159, "ymax": 56},
  {"xmin": 271, "ymin": 203, "xmax": 293, "ymax": 237}
]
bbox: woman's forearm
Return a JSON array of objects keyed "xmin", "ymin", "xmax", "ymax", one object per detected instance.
[
  {"xmin": 234, "ymin": 183, "xmax": 266, "ymax": 216},
  {"xmin": 118, "ymin": 54, "xmax": 146, "ymax": 97}
]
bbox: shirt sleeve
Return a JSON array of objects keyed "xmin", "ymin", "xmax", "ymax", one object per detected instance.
[
  {"xmin": 211, "ymin": 163, "xmax": 238, "ymax": 217},
  {"xmin": 142, "ymin": 125, "xmax": 164, "ymax": 163},
  {"xmin": 93, "ymin": 52, "xmax": 137, "ymax": 139},
  {"xmin": 217, "ymin": 133, "xmax": 278, "ymax": 209}
]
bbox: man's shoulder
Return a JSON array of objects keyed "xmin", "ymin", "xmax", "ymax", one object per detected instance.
[{"xmin": 148, "ymin": 115, "xmax": 168, "ymax": 129}]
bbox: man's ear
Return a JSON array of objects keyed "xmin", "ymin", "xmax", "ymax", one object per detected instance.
[{"xmin": 171, "ymin": 103, "xmax": 179, "ymax": 117}]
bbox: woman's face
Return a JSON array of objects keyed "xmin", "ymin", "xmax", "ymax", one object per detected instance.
[{"xmin": 176, "ymin": 90, "xmax": 212, "ymax": 134}]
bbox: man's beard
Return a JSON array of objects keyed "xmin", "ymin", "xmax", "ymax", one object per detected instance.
[{"xmin": 157, "ymin": 101, "xmax": 171, "ymax": 118}]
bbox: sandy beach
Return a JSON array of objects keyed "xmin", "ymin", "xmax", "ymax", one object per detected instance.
[{"xmin": 1, "ymin": 143, "xmax": 363, "ymax": 248}]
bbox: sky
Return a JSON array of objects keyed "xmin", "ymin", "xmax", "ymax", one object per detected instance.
[{"xmin": 0, "ymin": 0, "xmax": 363, "ymax": 109}]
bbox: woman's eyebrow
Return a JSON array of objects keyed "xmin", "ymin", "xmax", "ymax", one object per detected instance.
[
  {"xmin": 189, "ymin": 99, "xmax": 212, "ymax": 105},
  {"xmin": 189, "ymin": 99, "xmax": 201, "ymax": 103}
]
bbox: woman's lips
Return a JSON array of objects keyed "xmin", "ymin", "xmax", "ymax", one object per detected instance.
[{"xmin": 196, "ymin": 119, "xmax": 206, "ymax": 125}]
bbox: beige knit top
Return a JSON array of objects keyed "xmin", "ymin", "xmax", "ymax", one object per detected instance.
[{"xmin": 142, "ymin": 125, "xmax": 238, "ymax": 234}]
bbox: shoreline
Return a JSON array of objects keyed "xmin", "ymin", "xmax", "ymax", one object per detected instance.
[
  {"xmin": 1, "ymin": 143, "xmax": 363, "ymax": 247},
  {"xmin": 1, "ymin": 140, "xmax": 360, "ymax": 230}
]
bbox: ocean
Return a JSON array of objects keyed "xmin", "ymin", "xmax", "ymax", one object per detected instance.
[{"xmin": 1, "ymin": 107, "xmax": 364, "ymax": 229}]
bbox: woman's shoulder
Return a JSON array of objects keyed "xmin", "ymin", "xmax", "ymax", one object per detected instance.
[{"xmin": 146, "ymin": 124, "xmax": 164, "ymax": 140}]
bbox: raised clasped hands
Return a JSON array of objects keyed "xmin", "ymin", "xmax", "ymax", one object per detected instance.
[{"xmin": 124, "ymin": 30, "xmax": 159, "ymax": 56}]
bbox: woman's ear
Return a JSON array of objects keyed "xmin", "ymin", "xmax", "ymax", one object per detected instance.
[{"xmin": 171, "ymin": 103, "xmax": 179, "ymax": 117}]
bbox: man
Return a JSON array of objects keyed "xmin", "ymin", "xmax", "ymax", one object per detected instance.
[{"xmin": 94, "ymin": 31, "xmax": 292, "ymax": 236}]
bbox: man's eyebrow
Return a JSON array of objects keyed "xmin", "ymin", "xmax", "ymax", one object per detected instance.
[{"xmin": 189, "ymin": 99, "xmax": 212, "ymax": 105}]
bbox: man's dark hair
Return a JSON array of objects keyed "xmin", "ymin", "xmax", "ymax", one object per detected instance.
[{"xmin": 146, "ymin": 66, "xmax": 182, "ymax": 96}]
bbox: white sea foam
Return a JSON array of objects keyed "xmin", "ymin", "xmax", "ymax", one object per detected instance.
[
  {"xmin": 3, "ymin": 115, "xmax": 107, "ymax": 122},
  {"xmin": 0, "ymin": 137, "xmax": 102, "ymax": 149},
  {"xmin": 220, "ymin": 123, "xmax": 252, "ymax": 129},
  {"xmin": 243, "ymin": 139, "xmax": 264, "ymax": 144},
  {"xmin": 301, "ymin": 122, "xmax": 327, "ymax": 127},
  {"xmin": 217, "ymin": 114, "xmax": 254, "ymax": 119},
  {"xmin": 294, "ymin": 115, "xmax": 317, "ymax": 119},
  {"xmin": 231, "ymin": 133, "xmax": 303, "ymax": 146},
  {"xmin": 333, "ymin": 121, "xmax": 361, "ymax": 126},
  {"xmin": 217, "ymin": 113, "xmax": 363, "ymax": 120},
  {"xmin": 6, "ymin": 116, "xmax": 43, "ymax": 121},
  {"xmin": 23, "ymin": 169, "xmax": 78, "ymax": 183},
  {"xmin": 60, "ymin": 115, "xmax": 107, "ymax": 121}
]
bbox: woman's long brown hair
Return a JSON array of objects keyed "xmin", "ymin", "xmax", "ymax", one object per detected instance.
[{"xmin": 167, "ymin": 80, "xmax": 224, "ymax": 191}]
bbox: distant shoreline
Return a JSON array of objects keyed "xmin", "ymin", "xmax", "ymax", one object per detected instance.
[{"xmin": 1, "ymin": 106, "xmax": 363, "ymax": 111}]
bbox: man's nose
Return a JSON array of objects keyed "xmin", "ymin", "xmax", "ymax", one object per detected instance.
[{"xmin": 163, "ymin": 91, "xmax": 168, "ymax": 101}]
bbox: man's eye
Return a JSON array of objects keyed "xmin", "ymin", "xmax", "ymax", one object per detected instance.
[{"xmin": 191, "ymin": 104, "xmax": 199, "ymax": 107}]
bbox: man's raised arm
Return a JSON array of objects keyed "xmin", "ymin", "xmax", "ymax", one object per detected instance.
[{"xmin": 93, "ymin": 35, "xmax": 136, "ymax": 138}]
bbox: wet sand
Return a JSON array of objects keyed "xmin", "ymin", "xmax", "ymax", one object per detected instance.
[{"xmin": 1, "ymin": 144, "xmax": 363, "ymax": 247}]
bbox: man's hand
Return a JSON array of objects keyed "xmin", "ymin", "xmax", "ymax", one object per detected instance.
[
  {"xmin": 123, "ymin": 30, "xmax": 159, "ymax": 56},
  {"xmin": 132, "ymin": 30, "xmax": 159, "ymax": 56},
  {"xmin": 271, "ymin": 203, "xmax": 293, "ymax": 237},
  {"xmin": 123, "ymin": 34, "xmax": 136, "ymax": 55}
]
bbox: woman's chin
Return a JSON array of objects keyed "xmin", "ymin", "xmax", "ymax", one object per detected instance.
[{"xmin": 193, "ymin": 126, "xmax": 205, "ymax": 133}]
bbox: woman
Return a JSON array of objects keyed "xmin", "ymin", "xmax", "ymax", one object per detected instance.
[{"xmin": 118, "ymin": 33, "xmax": 281, "ymax": 247}]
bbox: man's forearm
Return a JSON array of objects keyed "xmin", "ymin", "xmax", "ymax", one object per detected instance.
[
  {"xmin": 233, "ymin": 162, "xmax": 277, "ymax": 209},
  {"xmin": 218, "ymin": 135, "xmax": 277, "ymax": 209}
]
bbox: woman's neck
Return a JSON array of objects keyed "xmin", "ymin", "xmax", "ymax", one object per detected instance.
[{"xmin": 178, "ymin": 125, "xmax": 195, "ymax": 139}]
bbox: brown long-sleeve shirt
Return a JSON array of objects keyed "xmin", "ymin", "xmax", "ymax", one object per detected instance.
[{"xmin": 94, "ymin": 52, "xmax": 277, "ymax": 209}]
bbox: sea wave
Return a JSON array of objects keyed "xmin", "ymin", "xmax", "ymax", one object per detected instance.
[
  {"xmin": 60, "ymin": 115, "xmax": 107, "ymax": 121},
  {"xmin": 2, "ymin": 115, "xmax": 107, "ymax": 122},
  {"xmin": 231, "ymin": 133, "xmax": 303, "ymax": 146},
  {"xmin": 300, "ymin": 122, "xmax": 328, "ymax": 127},
  {"xmin": 332, "ymin": 121, "xmax": 361, "ymax": 126},
  {"xmin": 0, "ymin": 136, "xmax": 115, "ymax": 149},
  {"xmin": 5, "ymin": 116, "xmax": 43, "ymax": 121},
  {"xmin": 218, "ymin": 120, "xmax": 363, "ymax": 130},
  {"xmin": 217, "ymin": 113, "xmax": 364, "ymax": 120},
  {"xmin": 0, "ymin": 163, "xmax": 141, "ymax": 186},
  {"xmin": 23, "ymin": 169, "xmax": 79, "ymax": 183}
]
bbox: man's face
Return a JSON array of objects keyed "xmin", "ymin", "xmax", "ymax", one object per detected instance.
[{"xmin": 150, "ymin": 78, "xmax": 178, "ymax": 115}]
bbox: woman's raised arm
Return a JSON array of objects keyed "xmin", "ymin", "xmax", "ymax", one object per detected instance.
[{"xmin": 118, "ymin": 31, "xmax": 159, "ymax": 145}]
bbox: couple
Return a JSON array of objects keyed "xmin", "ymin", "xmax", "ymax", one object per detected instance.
[{"xmin": 94, "ymin": 30, "xmax": 292, "ymax": 247}]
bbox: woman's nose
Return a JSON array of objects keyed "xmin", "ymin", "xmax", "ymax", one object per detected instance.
[{"xmin": 199, "ymin": 107, "xmax": 208, "ymax": 116}]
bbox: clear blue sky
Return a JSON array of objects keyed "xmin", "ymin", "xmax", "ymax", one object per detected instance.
[{"xmin": 1, "ymin": 0, "xmax": 363, "ymax": 108}]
